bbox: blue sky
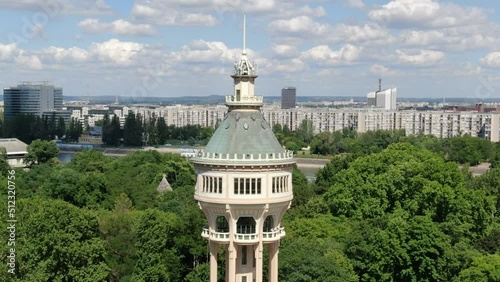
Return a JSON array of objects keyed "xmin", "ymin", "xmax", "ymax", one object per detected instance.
[{"xmin": 0, "ymin": 0, "xmax": 500, "ymax": 99}]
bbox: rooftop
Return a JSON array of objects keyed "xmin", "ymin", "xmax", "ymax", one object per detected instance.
[{"xmin": 0, "ymin": 138, "xmax": 28, "ymax": 154}]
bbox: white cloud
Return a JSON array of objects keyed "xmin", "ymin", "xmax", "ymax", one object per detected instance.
[
  {"xmin": 396, "ymin": 49, "xmax": 444, "ymax": 66},
  {"xmin": 132, "ymin": 4, "xmax": 217, "ymax": 26},
  {"xmin": 78, "ymin": 18, "xmax": 107, "ymax": 33},
  {"xmin": 331, "ymin": 23, "xmax": 392, "ymax": 44},
  {"xmin": 297, "ymin": 5, "xmax": 327, "ymax": 17},
  {"xmin": 316, "ymin": 69, "xmax": 339, "ymax": 76},
  {"xmin": 0, "ymin": 0, "xmax": 113, "ymax": 15},
  {"xmin": 90, "ymin": 39, "xmax": 145, "ymax": 66},
  {"xmin": 42, "ymin": 46, "xmax": 90, "ymax": 63},
  {"xmin": 0, "ymin": 43, "xmax": 19, "ymax": 61},
  {"xmin": 132, "ymin": 2, "xmax": 218, "ymax": 26},
  {"xmin": 369, "ymin": 0, "xmax": 488, "ymax": 29},
  {"xmin": 270, "ymin": 58, "xmax": 306, "ymax": 73},
  {"xmin": 272, "ymin": 44, "xmax": 298, "ymax": 58},
  {"xmin": 300, "ymin": 44, "xmax": 362, "ymax": 66},
  {"xmin": 269, "ymin": 16, "xmax": 330, "ymax": 36},
  {"xmin": 171, "ymin": 40, "xmax": 241, "ymax": 64},
  {"xmin": 241, "ymin": 0, "xmax": 276, "ymax": 12},
  {"xmin": 400, "ymin": 26, "xmax": 500, "ymax": 52},
  {"xmin": 0, "ymin": 0, "xmax": 55, "ymax": 10},
  {"xmin": 480, "ymin": 52, "xmax": 500, "ymax": 68},
  {"xmin": 369, "ymin": 64, "xmax": 400, "ymax": 76},
  {"xmin": 453, "ymin": 63, "xmax": 481, "ymax": 76},
  {"xmin": 345, "ymin": 0, "xmax": 365, "ymax": 9},
  {"xmin": 112, "ymin": 19, "xmax": 155, "ymax": 36},
  {"xmin": 15, "ymin": 51, "xmax": 42, "ymax": 69},
  {"xmin": 78, "ymin": 18, "xmax": 155, "ymax": 36}
]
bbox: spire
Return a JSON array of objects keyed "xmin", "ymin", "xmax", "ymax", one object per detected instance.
[
  {"xmin": 242, "ymin": 14, "xmax": 247, "ymax": 55},
  {"xmin": 233, "ymin": 15, "xmax": 255, "ymax": 76},
  {"xmin": 226, "ymin": 15, "xmax": 262, "ymax": 107}
]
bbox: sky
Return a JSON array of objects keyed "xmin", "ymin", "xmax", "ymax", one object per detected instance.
[{"xmin": 0, "ymin": 0, "xmax": 500, "ymax": 99}]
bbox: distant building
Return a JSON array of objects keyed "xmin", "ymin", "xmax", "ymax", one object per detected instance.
[
  {"xmin": 281, "ymin": 86, "xmax": 296, "ymax": 109},
  {"xmin": 4, "ymin": 82, "xmax": 63, "ymax": 120},
  {"xmin": 367, "ymin": 87, "xmax": 397, "ymax": 110},
  {"xmin": 0, "ymin": 138, "xmax": 28, "ymax": 167},
  {"xmin": 42, "ymin": 110, "xmax": 72, "ymax": 130},
  {"xmin": 367, "ymin": 91, "xmax": 377, "ymax": 106}
]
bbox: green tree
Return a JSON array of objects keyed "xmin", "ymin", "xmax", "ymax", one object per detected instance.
[
  {"xmin": 344, "ymin": 214, "xmax": 450, "ymax": 282},
  {"xmin": 124, "ymin": 113, "xmax": 144, "ymax": 146},
  {"xmin": 132, "ymin": 209, "xmax": 182, "ymax": 281},
  {"xmin": 280, "ymin": 237, "xmax": 358, "ymax": 282},
  {"xmin": 157, "ymin": 117, "xmax": 168, "ymax": 145},
  {"xmin": 66, "ymin": 118, "xmax": 83, "ymax": 142},
  {"xmin": 185, "ymin": 264, "xmax": 210, "ymax": 282},
  {"xmin": 99, "ymin": 206, "xmax": 138, "ymax": 281},
  {"xmin": 108, "ymin": 114, "xmax": 121, "ymax": 146},
  {"xmin": 324, "ymin": 143, "xmax": 464, "ymax": 219},
  {"xmin": 56, "ymin": 116, "xmax": 66, "ymax": 139},
  {"xmin": 444, "ymin": 135, "xmax": 493, "ymax": 165},
  {"xmin": 296, "ymin": 119, "xmax": 314, "ymax": 144},
  {"xmin": 0, "ymin": 147, "xmax": 10, "ymax": 176},
  {"xmin": 69, "ymin": 149, "xmax": 114, "ymax": 173},
  {"xmin": 102, "ymin": 114, "xmax": 111, "ymax": 144},
  {"xmin": 24, "ymin": 139, "xmax": 59, "ymax": 167},
  {"xmin": 311, "ymin": 131, "xmax": 340, "ymax": 155},
  {"xmin": 458, "ymin": 254, "xmax": 500, "ymax": 282},
  {"xmin": 0, "ymin": 198, "xmax": 110, "ymax": 281}
]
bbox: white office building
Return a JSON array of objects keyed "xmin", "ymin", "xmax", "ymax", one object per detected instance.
[{"xmin": 367, "ymin": 87, "xmax": 397, "ymax": 110}]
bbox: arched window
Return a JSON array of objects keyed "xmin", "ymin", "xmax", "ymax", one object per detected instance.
[
  {"xmin": 236, "ymin": 217, "xmax": 256, "ymax": 234},
  {"xmin": 263, "ymin": 215, "xmax": 274, "ymax": 232},
  {"xmin": 216, "ymin": 215, "xmax": 229, "ymax": 233}
]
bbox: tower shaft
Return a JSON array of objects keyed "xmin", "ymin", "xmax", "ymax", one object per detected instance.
[{"xmin": 192, "ymin": 16, "xmax": 294, "ymax": 282}]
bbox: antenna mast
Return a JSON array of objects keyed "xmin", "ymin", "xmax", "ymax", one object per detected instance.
[{"xmin": 87, "ymin": 84, "xmax": 90, "ymax": 104}]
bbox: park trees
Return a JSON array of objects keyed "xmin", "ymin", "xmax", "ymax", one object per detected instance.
[
  {"xmin": 102, "ymin": 114, "xmax": 121, "ymax": 146},
  {"xmin": 123, "ymin": 113, "xmax": 144, "ymax": 146},
  {"xmin": 4, "ymin": 134, "xmax": 499, "ymax": 281},
  {"xmin": 24, "ymin": 139, "xmax": 59, "ymax": 167},
  {"xmin": 0, "ymin": 198, "xmax": 109, "ymax": 281}
]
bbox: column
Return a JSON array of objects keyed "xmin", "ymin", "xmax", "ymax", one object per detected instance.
[
  {"xmin": 227, "ymin": 242, "xmax": 237, "ymax": 282},
  {"xmin": 254, "ymin": 242, "xmax": 263, "ymax": 282},
  {"xmin": 209, "ymin": 241, "xmax": 218, "ymax": 282},
  {"xmin": 268, "ymin": 241, "xmax": 279, "ymax": 282}
]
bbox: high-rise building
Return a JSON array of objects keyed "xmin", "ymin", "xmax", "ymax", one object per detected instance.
[
  {"xmin": 192, "ymin": 16, "xmax": 295, "ymax": 282},
  {"xmin": 3, "ymin": 82, "xmax": 63, "ymax": 119},
  {"xmin": 367, "ymin": 87, "xmax": 397, "ymax": 110},
  {"xmin": 281, "ymin": 86, "xmax": 296, "ymax": 109}
]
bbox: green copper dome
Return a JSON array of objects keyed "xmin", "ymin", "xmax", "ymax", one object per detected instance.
[
  {"xmin": 192, "ymin": 108, "xmax": 293, "ymax": 164},
  {"xmin": 206, "ymin": 109, "xmax": 283, "ymax": 154}
]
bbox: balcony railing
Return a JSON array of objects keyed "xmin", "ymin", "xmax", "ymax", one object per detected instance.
[
  {"xmin": 194, "ymin": 150, "xmax": 294, "ymax": 162},
  {"xmin": 202, "ymin": 227, "xmax": 286, "ymax": 243},
  {"xmin": 201, "ymin": 228, "xmax": 230, "ymax": 242},
  {"xmin": 226, "ymin": 95, "xmax": 263, "ymax": 104},
  {"xmin": 262, "ymin": 227, "xmax": 285, "ymax": 241}
]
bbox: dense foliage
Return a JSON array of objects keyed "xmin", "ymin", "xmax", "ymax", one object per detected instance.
[
  {"xmin": 103, "ymin": 113, "xmax": 215, "ymax": 147},
  {"xmin": 0, "ymin": 135, "xmax": 498, "ymax": 281},
  {"xmin": 2, "ymin": 113, "xmax": 73, "ymax": 143},
  {"xmin": 295, "ymin": 127, "xmax": 496, "ymax": 165},
  {"xmin": 284, "ymin": 142, "xmax": 500, "ymax": 282},
  {"xmin": 24, "ymin": 139, "xmax": 60, "ymax": 167}
]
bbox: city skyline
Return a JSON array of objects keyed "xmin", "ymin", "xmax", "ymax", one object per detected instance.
[{"xmin": 0, "ymin": 0, "xmax": 500, "ymax": 99}]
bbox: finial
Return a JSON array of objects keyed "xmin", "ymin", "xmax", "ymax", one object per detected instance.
[{"xmin": 243, "ymin": 14, "xmax": 247, "ymax": 55}]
